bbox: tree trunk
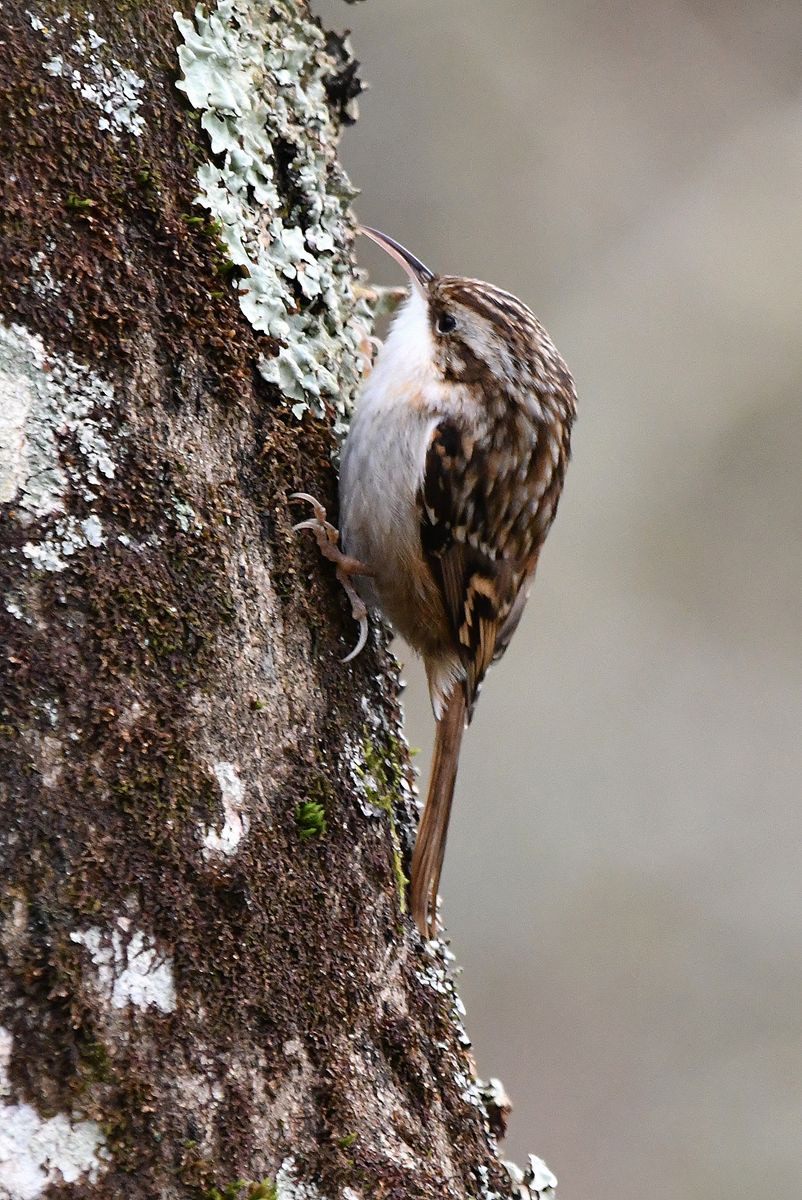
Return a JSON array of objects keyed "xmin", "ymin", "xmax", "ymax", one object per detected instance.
[{"xmin": 0, "ymin": 3, "xmax": 554, "ymax": 1197}]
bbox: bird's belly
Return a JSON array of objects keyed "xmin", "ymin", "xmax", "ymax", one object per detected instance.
[{"xmin": 339, "ymin": 398, "xmax": 447, "ymax": 655}]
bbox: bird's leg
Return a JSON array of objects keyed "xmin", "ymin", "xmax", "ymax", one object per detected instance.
[{"xmin": 290, "ymin": 493, "xmax": 373, "ymax": 661}]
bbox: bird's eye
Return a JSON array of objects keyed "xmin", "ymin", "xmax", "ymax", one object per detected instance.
[{"xmin": 436, "ymin": 312, "xmax": 457, "ymax": 334}]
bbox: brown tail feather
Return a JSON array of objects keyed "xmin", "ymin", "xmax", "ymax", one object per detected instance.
[{"xmin": 410, "ymin": 688, "xmax": 467, "ymax": 937}]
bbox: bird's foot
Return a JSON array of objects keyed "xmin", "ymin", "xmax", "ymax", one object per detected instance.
[
  {"xmin": 353, "ymin": 282, "xmax": 408, "ymax": 319},
  {"xmin": 290, "ymin": 492, "xmax": 372, "ymax": 661},
  {"xmin": 358, "ymin": 334, "xmax": 383, "ymax": 374},
  {"xmin": 352, "ymin": 284, "xmax": 407, "ymax": 374}
]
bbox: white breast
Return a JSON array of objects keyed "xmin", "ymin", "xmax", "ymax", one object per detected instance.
[{"xmin": 339, "ymin": 288, "xmax": 438, "ymax": 626}]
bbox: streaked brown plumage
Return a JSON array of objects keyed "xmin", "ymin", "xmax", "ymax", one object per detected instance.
[{"xmin": 294, "ymin": 228, "xmax": 576, "ymax": 937}]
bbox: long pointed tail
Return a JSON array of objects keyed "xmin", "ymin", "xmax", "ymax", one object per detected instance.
[{"xmin": 410, "ymin": 688, "xmax": 467, "ymax": 937}]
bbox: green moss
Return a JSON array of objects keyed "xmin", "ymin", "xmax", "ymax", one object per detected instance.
[
  {"xmin": 90, "ymin": 536, "xmax": 237, "ymax": 691},
  {"xmin": 78, "ymin": 1038, "xmax": 113, "ymax": 1086},
  {"xmin": 65, "ymin": 193, "xmax": 95, "ymax": 210},
  {"xmin": 213, "ymin": 256, "xmax": 241, "ymax": 281},
  {"xmin": 295, "ymin": 799, "xmax": 326, "ymax": 840},
  {"xmin": 176, "ymin": 211, "xmax": 239, "ymax": 278},
  {"xmin": 112, "ymin": 586, "xmax": 183, "ymax": 660},
  {"xmin": 247, "ymin": 1186, "xmax": 277, "ymax": 1200},
  {"xmin": 98, "ymin": 1111, "xmax": 138, "ymax": 1168},
  {"xmin": 358, "ymin": 728, "xmax": 409, "ymax": 912},
  {"xmin": 205, "ymin": 1181, "xmax": 276, "ymax": 1200}
]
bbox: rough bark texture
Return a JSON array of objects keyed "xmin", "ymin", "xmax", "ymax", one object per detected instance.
[{"xmin": 0, "ymin": 3, "xmax": 552, "ymax": 1198}]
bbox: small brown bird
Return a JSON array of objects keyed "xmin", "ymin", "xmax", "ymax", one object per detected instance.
[{"xmin": 293, "ymin": 227, "xmax": 576, "ymax": 937}]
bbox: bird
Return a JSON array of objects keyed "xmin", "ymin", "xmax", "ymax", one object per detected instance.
[{"xmin": 292, "ymin": 226, "xmax": 576, "ymax": 937}]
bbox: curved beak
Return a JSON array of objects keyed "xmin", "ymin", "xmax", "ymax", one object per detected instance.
[{"xmin": 358, "ymin": 226, "xmax": 434, "ymax": 292}]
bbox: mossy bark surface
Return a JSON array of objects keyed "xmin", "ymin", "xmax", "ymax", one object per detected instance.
[{"xmin": 0, "ymin": 3, "xmax": 529, "ymax": 1198}]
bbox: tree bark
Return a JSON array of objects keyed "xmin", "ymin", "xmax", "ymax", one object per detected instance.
[{"xmin": 0, "ymin": 3, "xmax": 554, "ymax": 1198}]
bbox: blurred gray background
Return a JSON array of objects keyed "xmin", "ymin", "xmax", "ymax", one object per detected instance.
[{"xmin": 315, "ymin": 3, "xmax": 802, "ymax": 1196}]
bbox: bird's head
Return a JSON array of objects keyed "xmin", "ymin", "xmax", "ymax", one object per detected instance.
[{"xmin": 359, "ymin": 225, "xmax": 575, "ymax": 419}]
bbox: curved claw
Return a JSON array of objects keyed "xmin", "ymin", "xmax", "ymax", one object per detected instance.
[
  {"xmin": 290, "ymin": 493, "xmax": 338, "ymax": 543},
  {"xmin": 342, "ymin": 613, "xmax": 369, "ymax": 663},
  {"xmin": 290, "ymin": 489, "xmax": 371, "ymax": 663},
  {"xmin": 289, "ymin": 492, "xmax": 323, "ymax": 508}
]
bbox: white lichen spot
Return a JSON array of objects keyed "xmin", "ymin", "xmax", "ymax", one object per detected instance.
[
  {"xmin": 275, "ymin": 1156, "xmax": 326, "ymax": 1200},
  {"xmin": 0, "ymin": 1025, "xmax": 108, "ymax": 1200},
  {"xmin": 0, "ymin": 327, "xmax": 56, "ymax": 510},
  {"xmin": 21, "ymin": 514, "xmax": 106, "ymax": 572},
  {"xmin": 455, "ymin": 1068, "xmax": 484, "ymax": 1109},
  {"xmin": 474, "ymin": 1165, "xmax": 501, "ymax": 1200},
  {"xmin": 202, "ymin": 761, "xmax": 249, "ymax": 858},
  {"xmin": 173, "ymin": 499, "xmax": 201, "ymax": 533},
  {"xmin": 502, "ymin": 1155, "xmax": 558, "ymax": 1199},
  {"xmin": 478, "ymin": 1075, "xmax": 510, "ymax": 1118},
  {"xmin": 415, "ymin": 941, "xmax": 471, "ymax": 1051},
  {"xmin": 0, "ymin": 320, "xmax": 117, "ymax": 568},
  {"xmin": 38, "ymin": 12, "xmax": 146, "ymax": 137},
  {"xmin": 70, "ymin": 919, "xmax": 176, "ymax": 1013},
  {"xmin": 5, "ymin": 598, "xmax": 26, "ymax": 621},
  {"xmin": 81, "ymin": 513, "xmax": 104, "ymax": 547},
  {"xmin": 173, "ymin": 0, "xmax": 369, "ymax": 430},
  {"xmin": 0, "ymin": 320, "xmax": 115, "ymax": 515},
  {"xmin": 28, "ymin": 249, "xmax": 64, "ymax": 302}
]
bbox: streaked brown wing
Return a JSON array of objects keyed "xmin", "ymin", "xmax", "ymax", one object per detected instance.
[{"xmin": 419, "ymin": 419, "xmax": 530, "ymax": 712}]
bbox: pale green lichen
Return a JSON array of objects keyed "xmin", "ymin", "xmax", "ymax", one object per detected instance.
[{"xmin": 173, "ymin": 1, "xmax": 369, "ymax": 428}]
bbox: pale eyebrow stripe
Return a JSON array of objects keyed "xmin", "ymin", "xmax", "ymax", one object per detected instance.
[{"xmin": 441, "ymin": 278, "xmax": 537, "ymax": 328}]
